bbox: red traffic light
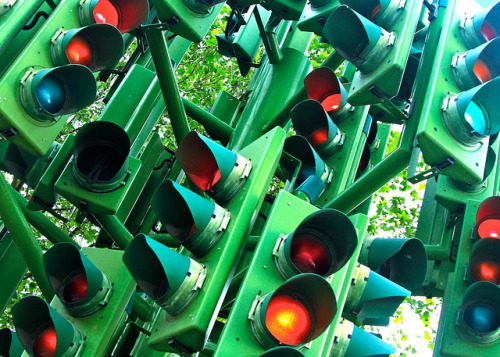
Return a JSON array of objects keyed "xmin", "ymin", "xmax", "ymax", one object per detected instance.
[
  {"xmin": 63, "ymin": 272, "xmax": 88, "ymax": 303},
  {"xmin": 469, "ymin": 238, "xmax": 500, "ymax": 284},
  {"xmin": 461, "ymin": 2, "xmax": 500, "ymax": 48},
  {"xmin": 79, "ymin": 0, "xmax": 149, "ymax": 33},
  {"xmin": 33, "ymin": 326, "xmax": 57, "ymax": 357},
  {"xmin": 476, "ymin": 196, "xmax": 500, "ymax": 239}
]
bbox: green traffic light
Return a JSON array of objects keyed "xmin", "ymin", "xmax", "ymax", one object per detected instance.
[
  {"xmin": 324, "ymin": 5, "xmax": 394, "ymax": 74},
  {"xmin": 50, "ymin": 23, "xmax": 124, "ymax": 72},
  {"xmin": 274, "ymin": 209, "xmax": 358, "ymax": 279},
  {"xmin": 12, "ymin": 296, "xmax": 85, "ymax": 357},
  {"xmin": 151, "ymin": 179, "xmax": 231, "ymax": 257},
  {"xmin": 19, "ymin": 65, "xmax": 96, "ymax": 122},
  {"xmin": 43, "ymin": 242, "xmax": 113, "ymax": 317},
  {"xmin": 123, "ymin": 234, "xmax": 207, "ymax": 316},
  {"xmin": 72, "ymin": 121, "xmax": 130, "ymax": 193},
  {"xmin": 176, "ymin": 131, "xmax": 252, "ymax": 203}
]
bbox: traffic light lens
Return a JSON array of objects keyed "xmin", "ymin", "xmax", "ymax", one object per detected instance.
[
  {"xmin": 265, "ymin": 295, "xmax": 311, "ymax": 345},
  {"xmin": 33, "ymin": 326, "xmax": 57, "ymax": 357},
  {"xmin": 473, "ymin": 59, "xmax": 493, "ymax": 83},
  {"xmin": 472, "ymin": 261, "xmax": 500, "ymax": 284},
  {"xmin": 481, "ymin": 21, "xmax": 498, "ymax": 42},
  {"xmin": 478, "ymin": 219, "xmax": 500, "ymax": 239},
  {"xmin": 93, "ymin": 0, "xmax": 119, "ymax": 27},
  {"xmin": 63, "ymin": 271, "xmax": 88, "ymax": 303},
  {"xmin": 308, "ymin": 128, "xmax": 329, "ymax": 146},
  {"xmin": 464, "ymin": 99, "xmax": 487, "ymax": 135},
  {"xmin": 464, "ymin": 303, "xmax": 500, "ymax": 333},
  {"xmin": 66, "ymin": 34, "xmax": 93, "ymax": 68},
  {"xmin": 290, "ymin": 234, "xmax": 332, "ymax": 276},
  {"xmin": 321, "ymin": 94, "xmax": 341, "ymax": 112},
  {"xmin": 35, "ymin": 75, "xmax": 65, "ymax": 114}
]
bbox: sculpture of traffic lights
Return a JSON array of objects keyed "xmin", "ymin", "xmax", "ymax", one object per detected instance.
[
  {"xmin": 323, "ymin": 0, "xmax": 424, "ymax": 105},
  {"xmin": 414, "ymin": 0, "xmax": 500, "ymax": 184},
  {"xmin": 0, "ymin": 328, "xmax": 24, "ymax": 357},
  {"xmin": 13, "ymin": 244, "xmax": 138, "ymax": 357},
  {"xmin": 435, "ymin": 197, "xmax": 500, "ymax": 355},
  {"xmin": 123, "ymin": 128, "xmax": 286, "ymax": 353},
  {"xmin": 213, "ymin": 190, "xmax": 362, "ymax": 356},
  {"xmin": 0, "ymin": 0, "xmax": 147, "ymax": 156},
  {"xmin": 151, "ymin": 0, "xmax": 225, "ymax": 42}
]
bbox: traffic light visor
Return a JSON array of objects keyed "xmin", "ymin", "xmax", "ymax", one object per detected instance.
[
  {"xmin": 303, "ymin": 67, "xmax": 348, "ymax": 114},
  {"xmin": 458, "ymin": 281, "xmax": 500, "ymax": 343},
  {"xmin": 340, "ymin": 0, "xmax": 403, "ymax": 28},
  {"xmin": 79, "ymin": 0, "xmax": 149, "ymax": 33},
  {"xmin": 461, "ymin": 2, "xmax": 500, "ymax": 48},
  {"xmin": 72, "ymin": 121, "xmax": 130, "ymax": 192},
  {"xmin": 275, "ymin": 209, "xmax": 357, "ymax": 278},
  {"xmin": 151, "ymin": 180, "xmax": 230, "ymax": 257},
  {"xmin": 43, "ymin": 242, "xmax": 112, "ymax": 316},
  {"xmin": 20, "ymin": 65, "xmax": 96, "ymax": 122},
  {"xmin": 51, "ymin": 24, "xmax": 124, "ymax": 72},
  {"xmin": 324, "ymin": 5, "xmax": 393, "ymax": 74},
  {"xmin": 123, "ymin": 234, "xmax": 206, "ymax": 315},
  {"xmin": 258, "ymin": 346, "xmax": 305, "ymax": 357},
  {"xmin": 290, "ymin": 100, "xmax": 343, "ymax": 157},
  {"xmin": 476, "ymin": 196, "xmax": 500, "ymax": 239},
  {"xmin": 0, "ymin": 329, "xmax": 24, "ymax": 357},
  {"xmin": 12, "ymin": 296, "xmax": 84, "ymax": 357}
]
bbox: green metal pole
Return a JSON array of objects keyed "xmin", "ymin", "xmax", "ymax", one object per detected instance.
[
  {"xmin": 94, "ymin": 214, "xmax": 134, "ymax": 249},
  {"xmin": 9, "ymin": 186, "xmax": 76, "ymax": 246},
  {"xmin": 0, "ymin": 174, "xmax": 53, "ymax": 300},
  {"xmin": 182, "ymin": 97, "xmax": 234, "ymax": 141},
  {"xmin": 143, "ymin": 25, "xmax": 190, "ymax": 146},
  {"xmin": 132, "ymin": 295, "xmax": 154, "ymax": 322}
]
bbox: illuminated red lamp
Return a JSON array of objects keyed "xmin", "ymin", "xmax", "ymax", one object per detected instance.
[
  {"xmin": 468, "ymin": 238, "xmax": 500, "ymax": 285},
  {"xmin": 476, "ymin": 196, "xmax": 500, "ymax": 239},
  {"xmin": 43, "ymin": 243, "xmax": 112, "ymax": 317},
  {"xmin": 460, "ymin": 2, "xmax": 500, "ymax": 48},
  {"xmin": 249, "ymin": 274, "xmax": 337, "ymax": 348},
  {"xmin": 303, "ymin": 67, "xmax": 351, "ymax": 121},
  {"xmin": 274, "ymin": 209, "xmax": 358, "ymax": 279},
  {"xmin": 79, "ymin": 0, "xmax": 149, "ymax": 33},
  {"xmin": 33, "ymin": 326, "xmax": 57, "ymax": 357},
  {"xmin": 176, "ymin": 131, "xmax": 252, "ymax": 203}
]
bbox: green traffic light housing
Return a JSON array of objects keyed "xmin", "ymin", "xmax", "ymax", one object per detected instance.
[
  {"xmin": 340, "ymin": 0, "xmax": 404, "ymax": 28},
  {"xmin": 50, "ymin": 23, "xmax": 124, "ymax": 72},
  {"xmin": 280, "ymin": 135, "xmax": 331, "ymax": 189},
  {"xmin": 324, "ymin": 5, "xmax": 394, "ymax": 74},
  {"xmin": 182, "ymin": 0, "xmax": 225, "ymax": 14},
  {"xmin": 19, "ymin": 64, "xmax": 96, "ymax": 122},
  {"xmin": 330, "ymin": 318, "xmax": 396, "ymax": 357},
  {"xmin": 72, "ymin": 121, "xmax": 130, "ymax": 193},
  {"xmin": 292, "ymin": 175, "xmax": 325, "ymax": 204},
  {"xmin": 344, "ymin": 264, "xmax": 410, "ymax": 326},
  {"xmin": 451, "ymin": 37, "xmax": 500, "ymax": 91},
  {"xmin": 457, "ymin": 281, "xmax": 500, "ymax": 344},
  {"xmin": 290, "ymin": 100, "xmax": 344, "ymax": 157},
  {"xmin": 249, "ymin": 274, "xmax": 337, "ymax": 348},
  {"xmin": 78, "ymin": 0, "xmax": 149, "ymax": 33},
  {"xmin": 303, "ymin": 67, "xmax": 352, "ymax": 121},
  {"xmin": 151, "ymin": 179, "xmax": 231, "ymax": 257},
  {"xmin": 0, "ymin": 329, "xmax": 24, "ymax": 357},
  {"xmin": 43, "ymin": 242, "xmax": 113, "ymax": 317},
  {"xmin": 176, "ymin": 131, "xmax": 252, "ymax": 203},
  {"xmin": 442, "ymin": 76, "xmax": 500, "ymax": 147},
  {"xmin": 359, "ymin": 237, "xmax": 427, "ymax": 291},
  {"xmin": 123, "ymin": 234, "xmax": 207, "ymax": 316},
  {"xmin": 12, "ymin": 296, "xmax": 85, "ymax": 357},
  {"xmin": 273, "ymin": 209, "xmax": 358, "ymax": 279},
  {"xmin": 467, "ymin": 238, "xmax": 500, "ymax": 285},
  {"xmin": 258, "ymin": 346, "xmax": 305, "ymax": 357},
  {"xmin": 460, "ymin": 2, "xmax": 500, "ymax": 48}
]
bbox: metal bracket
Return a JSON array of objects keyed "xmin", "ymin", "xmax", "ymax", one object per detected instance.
[
  {"xmin": 167, "ymin": 337, "xmax": 196, "ymax": 356},
  {"xmin": 408, "ymin": 157, "xmax": 455, "ymax": 184},
  {"xmin": 368, "ymin": 85, "xmax": 409, "ymax": 121},
  {"xmin": 0, "ymin": 127, "xmax": 18, "ymax": 140}
]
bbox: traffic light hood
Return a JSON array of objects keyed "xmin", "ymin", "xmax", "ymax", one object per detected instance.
[
  {"xmin": 340, "ymin": 0, "xmax": 403, "ymax": 28},
  {"xmin": 0, "ymin": 329, "xmax": 24, "ymax": 357},
  {"xmin": 461, "ymin": 2, "xmax": 500, "ymax": 48}
]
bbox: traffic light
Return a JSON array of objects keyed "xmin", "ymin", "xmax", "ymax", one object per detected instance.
[
  {"xmin": 176, "ymin": 131, "xmax": 252, "ymax": 203},
  {"xmin": 123, "ymin": 234, "xmax": 207, "ymax": 315},
  {"xmin": 0, "ymin": 0, "xmax": 145, "ymax": 156},
  {"xmin": 0, "ymin": 329, "xmax": 24, "ymax": 357},
  {"xmin": 213, "ymin": 190, "xmax": 362, "ymax": 356},
  {"xmin": 151, "ymin": 0, "xmax": 225, "ymax": 42},
  {"xmin": 359, "ymin": 237, "xmax": 427, "ymax": 291},
  {"xmin": 323, "ymin": 0, "xmax": 424, "ymax": 105},
  {"xmin": 475, "ymin": 195, "xmax": 500, "ymax": 239},
  {"xmin": 151, "ymin": 179, "xmax": 230, "ymax": 257},
  {"xmin": 12, "ymin": 296, "xmax": 85, "ymax": 357},
  {"xmin": 43, "ymin": 242, "xmax": 112, "ymax": 317},
  {"xmin": 279, "ymin": 135, "xmax": 331, "ymax": 189},
  {"xmin": 414, "ymin": 0, "xmax": 500, "ymax": 183}
]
